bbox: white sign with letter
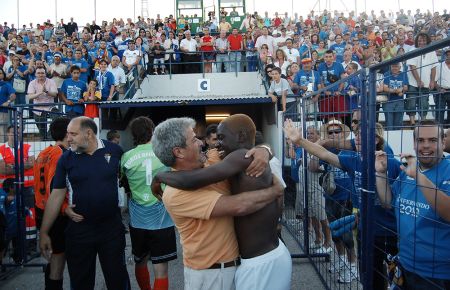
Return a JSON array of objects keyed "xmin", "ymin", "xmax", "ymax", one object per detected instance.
[{"xmin": 198, "ymin": 79, "xmax": 210, "ymax": 92}]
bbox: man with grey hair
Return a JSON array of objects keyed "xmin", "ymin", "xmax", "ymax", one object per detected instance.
[
  {"xmin": 108, "ymin": 55, "xmax": 126, "ymax": 94},
  {"xmin": 39, "ymin": 116, "xmax": 130, "ymax": 290},
  {"xmin": 151, "ymin": 117, "xmax": 283, "ymax": 290}
]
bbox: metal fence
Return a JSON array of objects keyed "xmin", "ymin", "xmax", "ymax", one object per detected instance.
[
  {"xmin": 0, "ymin": 105, "xmax": 67, "ymax": 279},
  {"xmin": 0, "ymin": 63, "xmax": 141, "ymax": 279},
  {"xmin": 281, "ymin": 37, "xmax": 450, "ymax": 290},
  {"xmin": 146, "ymin": 50, "xmax": 260, "ymax": 79}
]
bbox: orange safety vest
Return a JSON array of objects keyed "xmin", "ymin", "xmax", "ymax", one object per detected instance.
[
  {"xmin": 0, "ymin": 143, "xmax": 34, "ymax": 188},
  {"xmin": 33, "ymin": 145, "xmax": 68, "ymax": 213}
]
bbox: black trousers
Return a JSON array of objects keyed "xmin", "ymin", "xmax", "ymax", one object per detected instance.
[
  {"xmin": 403, "ymin": 268, "xmax": 450, "ymax": 290},
  {"xmin": 373, "ymin": 235, "xmax": 398, "ymax": 290},
  {"xmin": 65, "ymin": 223, "xmax": 130, "ymax": 290}
]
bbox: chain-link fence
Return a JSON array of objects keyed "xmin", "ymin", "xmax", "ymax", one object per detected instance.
[{"xmin": 281, "ymin": 37, "xmax": 450, "ymax": 290}]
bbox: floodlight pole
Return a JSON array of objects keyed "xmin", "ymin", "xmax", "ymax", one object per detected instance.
[{"xmin": 17, "ymin": 0, "xmax": 20, "ymax": 28}]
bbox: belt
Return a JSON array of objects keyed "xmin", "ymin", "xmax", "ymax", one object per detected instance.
[{"xmin": 208, "ymin": 258, "xmax": 241, "ymax": 269}]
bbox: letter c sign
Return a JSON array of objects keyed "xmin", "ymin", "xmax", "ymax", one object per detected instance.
[{"xmin": 198, "ymin": 79, "xmax": 210, "ymax": 92}]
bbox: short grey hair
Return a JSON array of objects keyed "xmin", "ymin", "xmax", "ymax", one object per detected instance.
[{"xmin": 152, "ymin": 117, "xmax": 196, "ymax": 167}]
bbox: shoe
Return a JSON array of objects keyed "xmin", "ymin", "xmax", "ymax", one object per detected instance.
[
  {"xmin": 161, "ymin": 71, "xmax": 165, "ymax": 75},
  {"xmin": 315, "ymin": 245, "xmax": 332, "ymax": 254},
  {"xmin": 153, "ymin": 71, "xmax": 158, "ymax": 75},
  {"xmin": 329, "ymin": 256, "xmax": 347, "ymax": 273},
  {"xmin": 309, "ymin": 240, "xmax": 322, "ymax": 249},
  {"xmin": 338, "ymin": 263, "xmax": 359, "ymax": 283}
]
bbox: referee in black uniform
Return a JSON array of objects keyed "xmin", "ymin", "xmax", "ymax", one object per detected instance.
[{"xmin": 39, "ymin": 117, "xmax": 130, "ymax": 290}]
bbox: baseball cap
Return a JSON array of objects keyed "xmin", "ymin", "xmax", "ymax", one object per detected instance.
[{"xmin": 301, "ymin": 58, "xmax": 312, "ymax": 64}]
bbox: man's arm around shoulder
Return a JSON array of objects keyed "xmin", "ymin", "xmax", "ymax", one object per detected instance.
[{"xmin": 210, "ymin": 176, "xmax": 283, "ymax": 218}]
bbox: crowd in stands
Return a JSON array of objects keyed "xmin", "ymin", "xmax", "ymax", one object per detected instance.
[
  {"xmin": 0, "ymin": 8, "xmax": 448, "ymax": 128},
  {"xmin": 0, "ymin": 7, "xmax": 449, "ymax": 290}
]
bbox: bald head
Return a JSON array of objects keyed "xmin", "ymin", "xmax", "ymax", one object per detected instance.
[
  {"xmin": 217, "ymin": 114, "xmax": 256, "ymax": 155},
  {"xmin": 220, "ymin": 114, "xmax": 256, "ymax": 143}
]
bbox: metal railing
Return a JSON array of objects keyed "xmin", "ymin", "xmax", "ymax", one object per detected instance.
[{"xmin": 146, "ymin": 50, "xmax": 259, "ymax": 79}]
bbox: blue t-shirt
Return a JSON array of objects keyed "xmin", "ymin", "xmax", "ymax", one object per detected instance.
[
  {"xmin": 391, "ymin": 159, "xmax": 450, "ymax": 279},
  {"xmin": 7, "ymin": 65, "xmax": 28, "ymax": 82},
  {"xmin": 330, "ymin": 43, "xmax": 346, "ymax": 63},
  {"xmin": 114, "ymin": 39, "xmax": 131, "ymax": 59},
  {"xmin": 322, "ymin": 149, "xmax": 355, "ymax": 201},
  {"xmin": 383, "ymin": 71, "xmax": 409, "ymax": 101},
  {"xmin": 319, "ymin": 31, "xmax": 329, "ymax": 41},
  {"xmin": 0, "ymin": 81, "xmax": 14, "ymax": 113},
  {"xmin": 350, "ymin": 139, "xmax": 395, "ymax": 157},
  {"xmin": 60, "ymin": 78, "xmax": 87, "ymax": 114},
  {"xmin": 95, "ymin": 70, "xmax": 115, "ymax": 100},
  {"xmin": 290, "ymin": 147, "xmax": 303, "ymax": 182},
  {"xmin": 53, "ymin": 140, "xmax": 123, "ymax": 224},
  {"xmin": 298, "ymin": 45, "xmax": 311, "ymax": 59},
  {"xmin": 318, "ymin": 62, "xmax": 345, "ymax": 92},
  {"xmin": 293, "ymin": 69, "xmax": 320, "ymax": 94},
  {"xmin": 44, "ymin": 50, "xmax": 56, "ymax": 65},
  {"xmin": 71, "ymin": 58, "xmax": 89, "ymax": 83},
  {"xmin": 344, "ymin": 74, "xmax": 361, "ymax": 111},
  {"xmin": 338, "ymin": 151, "xmax": 401, "ymax": 236}
]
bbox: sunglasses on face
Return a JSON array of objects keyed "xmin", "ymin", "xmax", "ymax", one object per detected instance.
[
  {"xmin": 351, "ymin": 119, "xmax": 359, "ymax": 124},
  {"xmin": 328, "ymin": 129, "xmax": 342, "ymax": 135}
]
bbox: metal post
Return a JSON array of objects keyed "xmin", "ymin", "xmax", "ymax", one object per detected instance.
[
  {"xmin": 13, "ymin": 108, "xmax": 25, "ymax": 264},
  {"xmin": 291, "ymin": 0, "xmax": 294, "ymax": 17},
  {"xmin": 17, "ymin": 0, "xmax": 20, "ymax": 29},
  {"xmin": 94, "ymin": 0, "xmax": 97, "ymax": 23},
  {"xmin": 55, "ymin": 0, "xmax": 57, "ymax": 26},
  {"xmin": 361, "ymin": 69, "xmax": 376, "ymax": 290}
]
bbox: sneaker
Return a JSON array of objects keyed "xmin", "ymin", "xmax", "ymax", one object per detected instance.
[
  {"xmin": 315, "ymin": 245, "xmax": 332, "ymax": 254},
  {"xmin": 153, "ymin": 71, "xmax": 158, "ymax": 75},
  {"xmin": 329, "ymin": 256, "xmax": 347, "ymax": 273},
  {"xmin": 161, "ymin": 71, "xmax": 165, "ymax": 75},
  {"xmin": 309, "ymin": 240, "xmax": 322, "ymax": 249},
  {"xmin": 338, "ymin": 263, "xmax": 359, "ymax": 283}
]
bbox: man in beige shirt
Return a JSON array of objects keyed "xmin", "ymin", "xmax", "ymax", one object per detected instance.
[{"xmin": 152, "ymin": 117, "xmax": 281, "ymax": 290}]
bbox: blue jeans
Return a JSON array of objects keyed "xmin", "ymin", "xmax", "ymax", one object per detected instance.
[
  {"xmin": 433, "ymin": 91, "xmax": 450, "ymax": 125},
  {"xmin": 382, "ymin": 98, "xmax": 405, "ymax": 130},
  {"xmin": 406, "ymin": 86, "xmax": 429, "ymax": 119},
  {"xmin": 215, "ymin": 53, "xmax": 229, "ymax": 72},
  {"xmin": 228, "ymin": 51, "xmax": 241, "ymax": 72},
  {"xmin": 246, "ymin": 55, "xmax": 257, "ymax": 72}
]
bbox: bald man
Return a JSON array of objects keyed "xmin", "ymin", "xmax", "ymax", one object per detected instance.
[
  {"xmin": 39, "ymin": 117, "xmax": 130, "ymax": 290},
  {"xmin": 153, "ymin": 114, "xmax": 292, "ymax": 290}
]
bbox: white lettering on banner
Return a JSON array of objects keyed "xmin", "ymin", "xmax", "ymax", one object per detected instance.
[{"xmin": 198, "ymin": 79, "xmax": 211, "ymax": 92}]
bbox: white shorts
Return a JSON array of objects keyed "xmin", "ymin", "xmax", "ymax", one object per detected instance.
[
  {"xmin": 184, "ymin": 265, "xmax": 236, "ymax": 290},
  {"xmin": 235, "ymin": 240, "xmax": 292, "ymax": 290}
]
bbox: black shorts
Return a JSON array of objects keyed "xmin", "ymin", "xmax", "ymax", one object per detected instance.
[
  {"xmin": 129, "ymin": 225, "xmax": 177, "ymax": 264},
  {"xmin": 35, "ymin": 207, "xmax": 68, "ymax": 254}
]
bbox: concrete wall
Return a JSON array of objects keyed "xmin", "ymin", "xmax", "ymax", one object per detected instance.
[{"xmin": 134, "ymin": 72, "xmax": 265, "ymax": 98}]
